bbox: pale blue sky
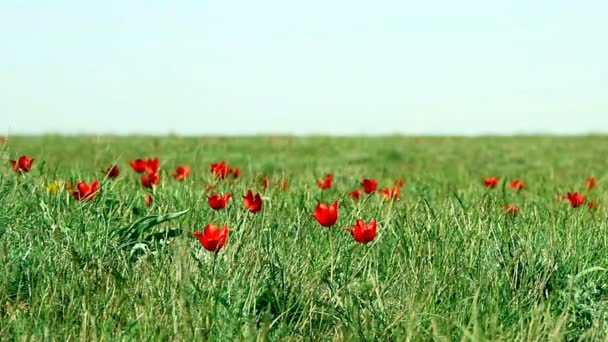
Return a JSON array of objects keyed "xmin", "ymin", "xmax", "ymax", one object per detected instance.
[{"xmin": 1, "ymin": 1, "xmax": 607, "ymax": 135}]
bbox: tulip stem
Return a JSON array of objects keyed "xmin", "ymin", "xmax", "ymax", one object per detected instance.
[
  {"xmin": 212, "ymin": 251, "xmax": 218, "ymax": 286},
  {"xmin": 328, "ymin": 230, "xmax": 334, "ymax": 284}
]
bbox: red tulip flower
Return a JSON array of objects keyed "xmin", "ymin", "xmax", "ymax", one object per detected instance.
[
  {"xmin": 243, "ymin": 190, "xmax": 262, "ymax": 213},
  {"xmin": 193, "ymin": 224, "xmax": 229, "ymax": 252},
  {"xmin": 279, "ymin": 179, "xmax": 289, "ymax": 190},
  {"xmin": 208, "ymin": 193, "xmax": 232, "ymax": 210},
  {"xmin": 130, "ymin": 158, "xmax": 159, "ymax": 174},
  {"xmin": 380, "ymin": 187, "xmax": 401, "ymax": 200},
  {"xmin": 172, "ymin": 165, "xmax": 190, "ymax": 181},
  {"xmin": 141, "ymin": 172, "xmax": 160, "ymax": 189},
  {"xmin": 586, "ymin": 177, "xmax": 597, "ymax": 190},
  {"xmin": 144, "ymin": 193, "xmax": 154, "ymax": 207},
  {"xmin": 349, "ymin": 189, "xmax": 362, "ymax": 200},
  {"xmin": 345, "ymin": 219, "xmax": 378, "ymax": 244},
  {"xmin": 484, "ymin": 177, "xmax": 499, "ymax": 189},
  {"xmin": 228, "ymin": 167, "xmax": 241, "ymax": 179},
  {"xmin": 587, "ymin": 201, "xmax": 598, "ymax": 209},
  {"xmin": 103, "ymin": 165, "xmax": 120, "ymax": 179},
  {"xmin": 70, "ymin": 180, "xmax": 100, "ymax": 201},
  {"xmin": 394, "ymin": 178, "xmax": 406, "ymax": 187},
  {"xmin": 361, "ymin": 178, "xmax": 378, "ymax": 194},
  {"xmin": 210, "ymin": 161, "xmax": 229, "ymax": 179},
  {"xmin": 509, "ymin": 179, "xmax": 525, "ymax": 191},
  {"xmin": 316, "ymin": 173, "xmax": 333, "ymax": 190},
  {"xmin": 312, "ymin": 201, "xmax": 339, "ymax": 227},
  {"xmin": 260, "ymin": 177, "xmax": 271, "ymax": 190},
  {"xmin": 10, "ymin": 155, "xmax": 35, "ymax": 173},
  {"xmin": 502, "ymin": 204, "xmax": 520, "ymax": 216},
  {"xmin": 566, "ymin": 192, "xmax": 586, "ymax": 208}
]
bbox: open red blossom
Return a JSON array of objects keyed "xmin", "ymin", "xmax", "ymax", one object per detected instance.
[
  {"xmin": 346, "ymin": 219, "xmax": 377, "ymax": 244},
  {"xmin": 210, "ymin": 161, "xmax": 229, "ymax": 179},
  {"xmin": 193, "ymin": 224, "xmax": 229, "ymax": 252},
  {"xmin": 502, "ymin": 204, "xmax": 520, "ymax": 215},
  {"xmin": 361, "ymin": 178, "xmax": 378, "ymax": 194},
  {"xmin": 144, "ymin": 193, "xmax": 153, "ymax": 207},
  {"xmin": 316, "ymin": 173, "xmax": 333, "ymax": 190},
  {"xmin": 70, "ymin": 180, "xmax": 100, "ymax": 201},
  {"xmin": 484, "ymin": 177, "xmax": 499, "ymax": 188},
  {"xmin": 586, "ymin": 177, "xmax": 597, "ymax": 190},
  {"xmin": 141, "ymin": 172, "xmax": 160, "ymax": 189},
  {"xmin": 566, "ymin": 192, "xmax": 586, "ymax": 208},
  {"xmin": 380, "ymin": 186, "xmax": 401, "ymax": 200},
  {"xmin": 172, "ymin": 165, "xmax": 190, "ymax": 181},
  {"xmin": 208, "ymin": 193, "xmax": 232, "ymax": 210},
  {"xmin": 10, "ymin": 155, "xmax": 35, "ymax": 173},
  {"xmin": 510, "ymin": 179, "xmax": 525, "ymax": 191},
  {"xmin": 312, "ymin": 201, "xmax": 339, "ymax": 227},
  {"xmin": 394, "ymin": 178, "xmax": 406, "ymax": 187},
  {"xmin": 243, "ymin": 190, "xmax": 262, "ymax": 213},
  {"xmin": 102, "ymin": 165, "xmax": 120, "ymax": 179},
  {"xmin": 130, "ymin": 158, "xmax": 159, "ymax": 174},
  {"xmin": 349, "ymin": 189, "xmax": 362, "ymax": 200}
]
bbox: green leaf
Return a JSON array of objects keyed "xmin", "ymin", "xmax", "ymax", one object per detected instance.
[{"xmin": 112, "ymin": 209, "xmax": 189, "ymax": 242}]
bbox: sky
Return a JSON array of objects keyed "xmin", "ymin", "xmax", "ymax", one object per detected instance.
[{"xmin": 1, "ymin": 0, "xmax": 607, "ymax": 135}]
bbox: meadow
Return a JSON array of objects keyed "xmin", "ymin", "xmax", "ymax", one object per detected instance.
[{"xmin": 1, "ymin": 135, "xmax": 608, "ymax": 341}]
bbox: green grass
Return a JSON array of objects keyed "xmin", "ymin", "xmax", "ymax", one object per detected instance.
[{"xmin": 1, "ymin": 135, "xmax": 608, "ymax": 340}]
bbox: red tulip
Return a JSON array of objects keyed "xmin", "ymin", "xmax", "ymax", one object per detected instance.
[
  {"xmin": 208, "ymin": 193, "xmax": 232, "ymax": 210},
  {"xmin": 260, "ymin": 177, "xmax": 271, "ymax": 190},
  {"xmin": 566, "ymin": 192, "xmax": 586, "ymax": 208},
  {"xmin": 484, "ymin": 177, "xmax": 499, "ymax": 188},
  {"xmin": 361, "ymin": 178, "xmax": 378, "ymax": 194},
  {"xmin": 193, "ymin": 224, "xmax": 229, "ymax": 252},
  {"xmin": 345, "ymin": 219, "xmax": 377, "ymax": 244},
  {"xmin": 509, "ymin": 179, "xmax": 525, "ymax": 191},
  {"xmin": 502, "ymin": 204, "xmax": 519, "ymax": 215},
  {"xmin": 587, "ymin": 201, "xmax": 598, "ymax": 209},
  {"xmin": 172, "ymin": 165, "xmax": 190, "ymax": 181},
  {"xmin": 70, "ymin": 180, "xmax": 100, "ymax": 201},
  {"xmin": 210, "ymin": 161, "xmax": 229, "ymax": 179},
  {"xmin": 278, "ymin": 179, "xmax": 289, "ymax": 190},
  {"xmin": 141, "ymin": 172, "xmax": 160, "ymax": 189},
  {"xmin": 228, "ymin": 167, "xmax": 241, "ymax": 179},
  {"xmin": 349, "ymin": 189, "xmax": 362, "ymax": 200},
  {"xmin": 144, "ymin": 193, "xmax": 153, "ymax": 207},
  {"xmin": 586, "ymin": 177, "xmax": 597, "ymax": 190},
  {"xmin": 312, "ymin": 201, "xmax": 339, "ymax": 227},
  {"xmin": 394, "ymin": 178, "xmax": 406, "ymax": 187},
  {"xmin": 380, "ymin": 187, "xmax": 401, "ymax": 200},
  {"xmin": 10, "ymin": 155, "xmax": 35, "ymax": 173},
  {"xmin": 316, "ymin": 173, "xmax": 333, "ymax": 190},
  {"xmin": 102, "ymin": 165, "xmax": 120, "ymax": 179},
  {"xmin": 243, "ymin": 190, "xmax": 262, "ymax": 213},
  {"xmin": 130, "ymin": 158, "xmax": 159, "ymax": 174}
]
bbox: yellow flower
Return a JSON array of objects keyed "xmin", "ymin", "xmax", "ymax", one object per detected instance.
[{"xmin": 46, "ymin": 181, "xmax": 61, "ymax": 195}]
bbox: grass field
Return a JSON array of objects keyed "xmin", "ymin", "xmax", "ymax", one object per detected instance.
[{"xmin": 1, "ymin": 135, "xmax": 608, "ymax": 340}]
